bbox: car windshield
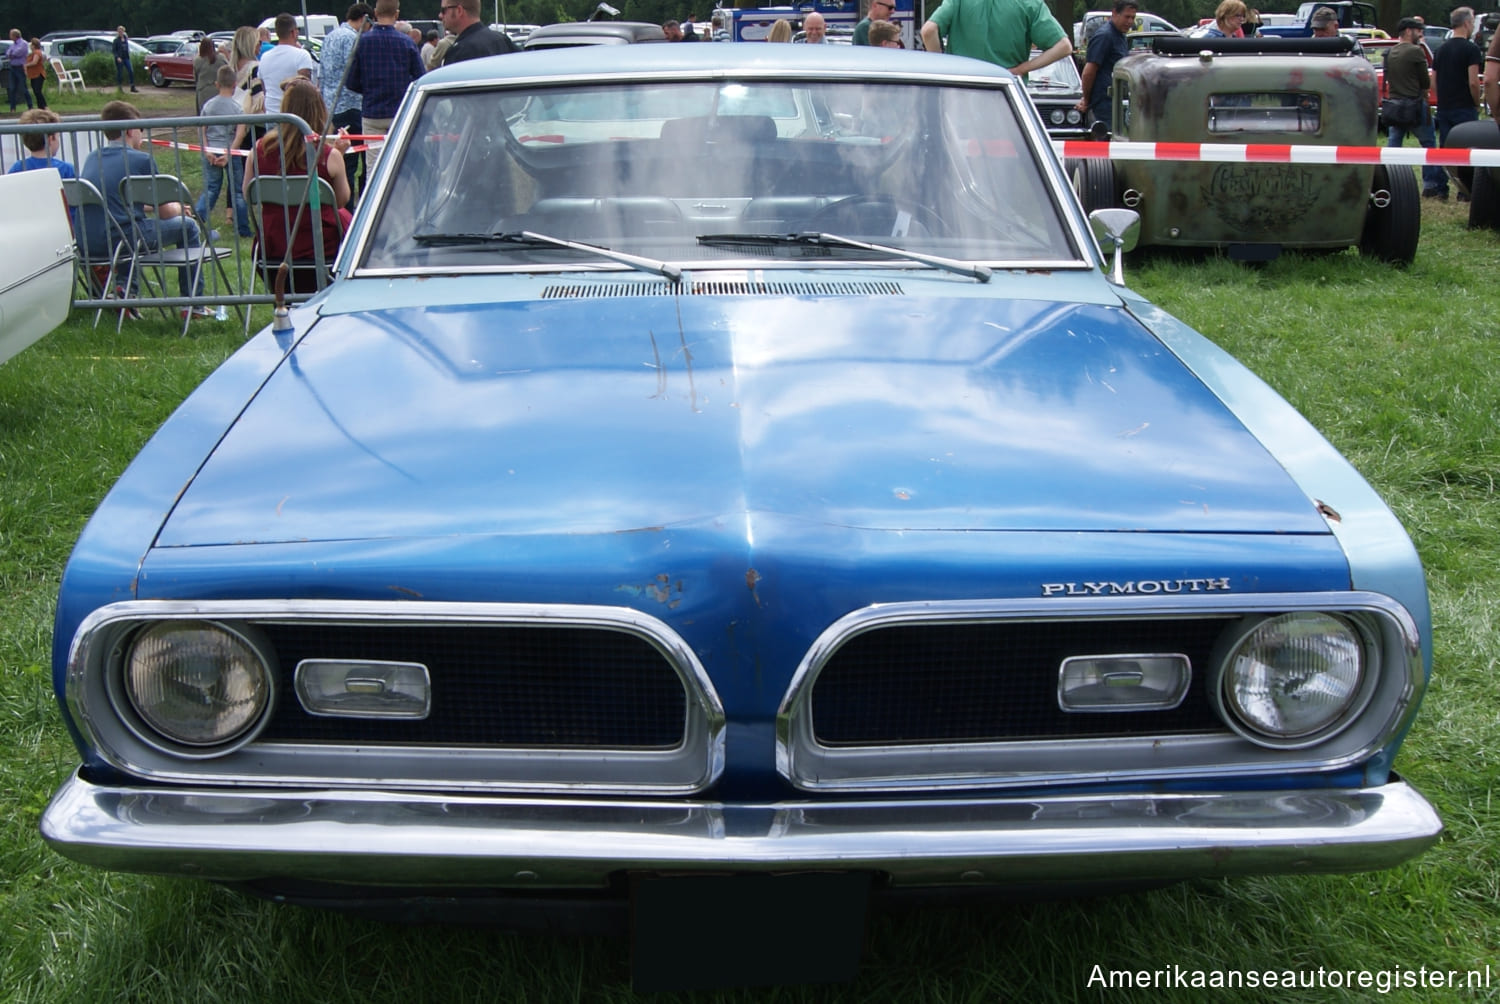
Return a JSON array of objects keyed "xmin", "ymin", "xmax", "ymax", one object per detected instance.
[
  {"xmin": 359, "ymin": 77, "xmax": 1078, "ymax": 271},
  {"xmin": 1027, "ymin": 54, "xmax": 1081, "ymax": 91}
]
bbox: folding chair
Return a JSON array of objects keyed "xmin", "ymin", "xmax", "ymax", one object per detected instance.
[
  {"xmin": 117, "ymin": 173, "xmax": 239, "ymax": 335},
  {"xmin": 50, "ymin": 58, "xmax": 85, "ymax": 95},
  {"xmin": 59, "ymin": 177, "xmax": 133, "ymax": 328},
  {"xmin": 244, "ymin": 173, "xmax": 344, "ymax": 336}
]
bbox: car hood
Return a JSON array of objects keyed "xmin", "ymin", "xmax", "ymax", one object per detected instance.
[{"xmin": 156, "ymin": 293, "xmax": 1331, "ymax": 547}]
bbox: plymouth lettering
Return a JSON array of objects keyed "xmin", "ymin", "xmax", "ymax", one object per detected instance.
[{"xmin": 1040, "ymin": 578, "xmax": 1232, "ymax": 597}]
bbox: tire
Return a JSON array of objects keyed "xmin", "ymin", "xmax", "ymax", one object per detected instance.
[
  {"xmin": 1359, "ymin": 164, "xmax": 1419, "ymax": 265},
  {"xmin": 1468, "ymin": 166, "xmax": 1500, "ymax": 231},
  {"xmin": 149, "ymin": 66, "xmax": 166, "ymax": 88},
  {"xmin": 1071, "ymin": 158, "xmax": 1115, "ymax": 214}
]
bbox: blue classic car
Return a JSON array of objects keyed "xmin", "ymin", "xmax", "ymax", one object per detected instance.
[{"xmin": 42, "ymin": 44, "xmax": 1439, "ymax": 987}]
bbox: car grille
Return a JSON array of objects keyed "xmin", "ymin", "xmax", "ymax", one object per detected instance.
[
  {"xmin": 258, "ymin": 622, "xmax": 688, "ymax": 748},
  {"xmin": 809, "ymin": 618, "xmax": 1230, "ymax": 746}
]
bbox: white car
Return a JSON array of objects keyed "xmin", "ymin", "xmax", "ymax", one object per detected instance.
[
  {"xmin": 1073, "ymin": 10, "xmax": 1180, "ymax": 49},
  {"xmin": 45, "ymin": 34, "xmax": 151, "ymax": 68},
  {"xmin": 0, "ymin": 169, "xmax": 74, "ymax": 366}
]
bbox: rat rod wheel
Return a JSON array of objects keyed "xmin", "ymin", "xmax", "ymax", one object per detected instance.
[
  {"xmin": 1467, "ymin": 167, "xmax": 1500, "ymax": 231},
  {"xmin": 1359, "ymin": 164, "xmax": 1419, "ymax": 266},
  {"xmin": 1072, "ymin": 158, "xmax": 1115, "ymax": 214}
]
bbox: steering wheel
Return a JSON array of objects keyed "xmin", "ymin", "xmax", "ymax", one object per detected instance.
[{"xmin": 805, "ymin": 195, "xmax": 947, "ymax": 239}]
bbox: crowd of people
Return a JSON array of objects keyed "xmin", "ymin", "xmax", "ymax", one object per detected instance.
[
  {"xmin": 5, "ymin": 0, "xmax": 1495, "ymax": 316},
  {"xmin": 4, "ymin": 2, "xmax": 525, "ymax": 316}
]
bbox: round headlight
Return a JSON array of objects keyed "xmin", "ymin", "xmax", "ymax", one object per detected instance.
[
  {"xmin": 1212, "ymin": 612, "xmax": 1368, "ymax": 748},
  {"xmin": 1066, "ymin": 109, "xmax": 1083, "ymax": 125},
  {"xmin": 122, "ymin": 620, "xmax": 273, "ymax": 751},
  {"xmin": 1049, "ymin": 108, "xmax": 1066, "ymax": 124}
]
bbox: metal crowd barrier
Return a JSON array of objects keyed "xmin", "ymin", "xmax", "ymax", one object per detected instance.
[{"xmin": 1, "ymin": 111, "xmax": 346, "ymax": 326}]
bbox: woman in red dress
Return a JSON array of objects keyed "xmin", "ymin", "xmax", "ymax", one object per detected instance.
[{"xmin": 244, "ymin": 77, "xmax": 352, "ymax": 273}]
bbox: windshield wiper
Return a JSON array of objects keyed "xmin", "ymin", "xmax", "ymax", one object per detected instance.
[
  {"xmin": 412, "ymin": 230, "xmax": 681, "ymax": 282},
  {"xmin": 697, "ymin": 232, "xmax": 991, "ymax": 283}
]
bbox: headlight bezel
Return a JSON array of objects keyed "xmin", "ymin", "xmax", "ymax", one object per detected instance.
[
  {"xmin": 1209, "ymin": 611, "xmax": 1380, "ymax": 750},
  {"xmin": 107, "ymin": 619, "xmax": 277, "ymax": 758}
]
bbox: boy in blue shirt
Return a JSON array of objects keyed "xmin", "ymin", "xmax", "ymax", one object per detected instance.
[
  {"xmin": 7, "ymin": 108, "xmax": 75, "ymax": 178},
  {"xmin": 8, "ymin": 108, "xmax": 78, "ymax": 233}
]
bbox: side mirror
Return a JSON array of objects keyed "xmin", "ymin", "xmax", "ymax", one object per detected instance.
[{"xmin": 1089, "ymin": 208, "xmax": 1140, "ymax": 285}]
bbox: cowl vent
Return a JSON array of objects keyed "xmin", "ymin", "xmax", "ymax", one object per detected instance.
[{"xmin": 541, "ymin": 280, "xmax": 905, "ymax": 299}]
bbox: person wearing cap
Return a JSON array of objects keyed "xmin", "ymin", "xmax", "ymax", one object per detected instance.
[
  {"xmin": 1309, "ymin": 6, "xmax": 1339, "ymax": 37},
  {"xmin": 1387, "ymin": 16, "xmax": 1446, "ymax": 199}
]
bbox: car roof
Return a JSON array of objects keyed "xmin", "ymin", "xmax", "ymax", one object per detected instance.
[{"xmin": 429, "ymin": 39, "xmax": 1010, "ymax": 84}]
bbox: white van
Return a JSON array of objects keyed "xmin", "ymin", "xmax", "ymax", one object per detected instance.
[{"xmin": 258, "ymin": 14, "xmax": 339, "ymax": 40}]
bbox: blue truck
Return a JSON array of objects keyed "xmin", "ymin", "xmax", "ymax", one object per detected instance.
[
  {"xmin": 1256, "ymin": 1, "xmax": 1380, "ymax": 38},
  {"xmin": 725, "ymin": 0, "xmax": 919, "ymax": 45}
]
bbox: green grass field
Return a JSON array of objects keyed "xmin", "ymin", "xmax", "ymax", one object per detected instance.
[{"xmin": 1, "ymin": 193, "xmax": 1496, "ymax": 1002}]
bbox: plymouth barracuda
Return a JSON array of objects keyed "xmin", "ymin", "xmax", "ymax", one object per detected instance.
[{"xmin": 41, "ymin": 44, "xmax": 1441, "ymax": 988}]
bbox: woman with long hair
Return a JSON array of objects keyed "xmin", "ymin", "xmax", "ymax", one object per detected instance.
[
  {"xmin": 244, "ymin": 78, "xmax": 353, "ymax": 271},
  {"xmin": 767, "ymin": 19, "xmax": 793, "ymax": 42},
  {"xmin": 228, "ymin": 26, "xmax": 267, "ymax": 165},
  {"xmin": 193, "ymin": 36, "xmax": 228, "ymax": 112}
]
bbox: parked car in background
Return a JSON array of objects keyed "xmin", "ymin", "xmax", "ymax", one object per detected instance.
[
  {"xmin": 497, "ymin": 23, "xmax": 541, "ymax": 45},
  {"xmin": 144, "ymin": 40, "xmax": 199, "ymax": 87},
  {"xmin": 39, "ymin": 43, "xmax": 1442, "ymax": 990},
  {"xmin": 522, "ymin": 21, "xmax": 667, "ymax": 48},
  {"xmin": 1073, "ymin": 10, "xmax": 1178, "ymax": 49},
  {"xmin": 46, "ymin": 34, "xmax": 150, "ymax": 68},
  {"xmin": 258, "ymin": 13, "xmax": 338, "ymax": 39},
  {"xmin": 0, "ymin": 168, "xmax": 73, "ymax": 367},
  {"xmin": 140, "ymin": 35, "xmax": 189, "ymax": 54},
  {"xmin": 1075, "ymin": 34, "xmax": 1418, "ymax": 263},
  {"xmin": 1258, "ymin": 0, "xmax": 1379, "ymax": 38},
  {"xmin": 1024, "ymin": 48, "xmax": 1087, "ymax": 137}
]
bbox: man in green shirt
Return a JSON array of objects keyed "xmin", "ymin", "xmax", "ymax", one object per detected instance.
[
  {"xmin": 919, "ymin": 0, "xmax": 1072, "ymax": 76},
  {"xmin": 854, "ymin": 0, "xmax": 896, "ymax": 45}
]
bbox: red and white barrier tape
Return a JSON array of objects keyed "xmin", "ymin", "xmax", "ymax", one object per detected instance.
[
  {"xmin": 1053, "ymin": 139, "xmax": 1500, "ymax": 167},
  {"xmin": 148, "ymin": 136, "xmax": 382, "ymax": 157}
]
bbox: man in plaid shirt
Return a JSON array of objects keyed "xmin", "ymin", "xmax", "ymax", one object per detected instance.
[{"xmin": 347, "ymin": 0, "xmax": 425, "ymax": 175}]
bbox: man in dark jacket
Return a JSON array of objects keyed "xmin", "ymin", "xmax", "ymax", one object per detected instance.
[
  {"xmin": 441, "ymin": 0, "xmax": 516, "ymax": 65},
  {"xmin": 112, "ymin": 26, "xmax": 137, "ymax": 92}
]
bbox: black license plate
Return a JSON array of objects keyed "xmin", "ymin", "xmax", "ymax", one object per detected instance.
[{"xmin": 631, "ymin": 872, "xmax": 871, "ymax": 991}]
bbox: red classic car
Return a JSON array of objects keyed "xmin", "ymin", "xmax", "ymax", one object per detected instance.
[{"xmin": 144, "ymin": 40, "xmax": 199, "ymax": 88}]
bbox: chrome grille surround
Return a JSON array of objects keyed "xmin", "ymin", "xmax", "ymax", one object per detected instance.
[
  {"xmin": 777, "ymin": 592, "xmax": 1422, "ymax": 792},
  {"xmin": 67, "ymin": 600, "xmax": 725, "ymax": 795}
]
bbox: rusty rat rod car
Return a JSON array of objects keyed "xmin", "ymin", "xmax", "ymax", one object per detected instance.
[
  {"xmin": 41, "ymin": 44, "xmax": 1439, "ymax": 987},
  {"xmin": 1073, "ymin": 35, "xmax": 1420, "ymax": 263}
]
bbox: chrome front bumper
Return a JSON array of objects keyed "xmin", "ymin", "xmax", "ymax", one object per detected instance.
[{"xmin": 41, "ymin": 771, "xmax": 1441, "ymax": 889}]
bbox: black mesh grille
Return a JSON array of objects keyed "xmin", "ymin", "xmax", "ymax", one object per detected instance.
[
  {"xmin": 258, "ymin": 623, "xmax": 687, "ymax": 748},
  {"xmin": 810, "ymin": 619, "xmax": 1231, "ymax": 745}
]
